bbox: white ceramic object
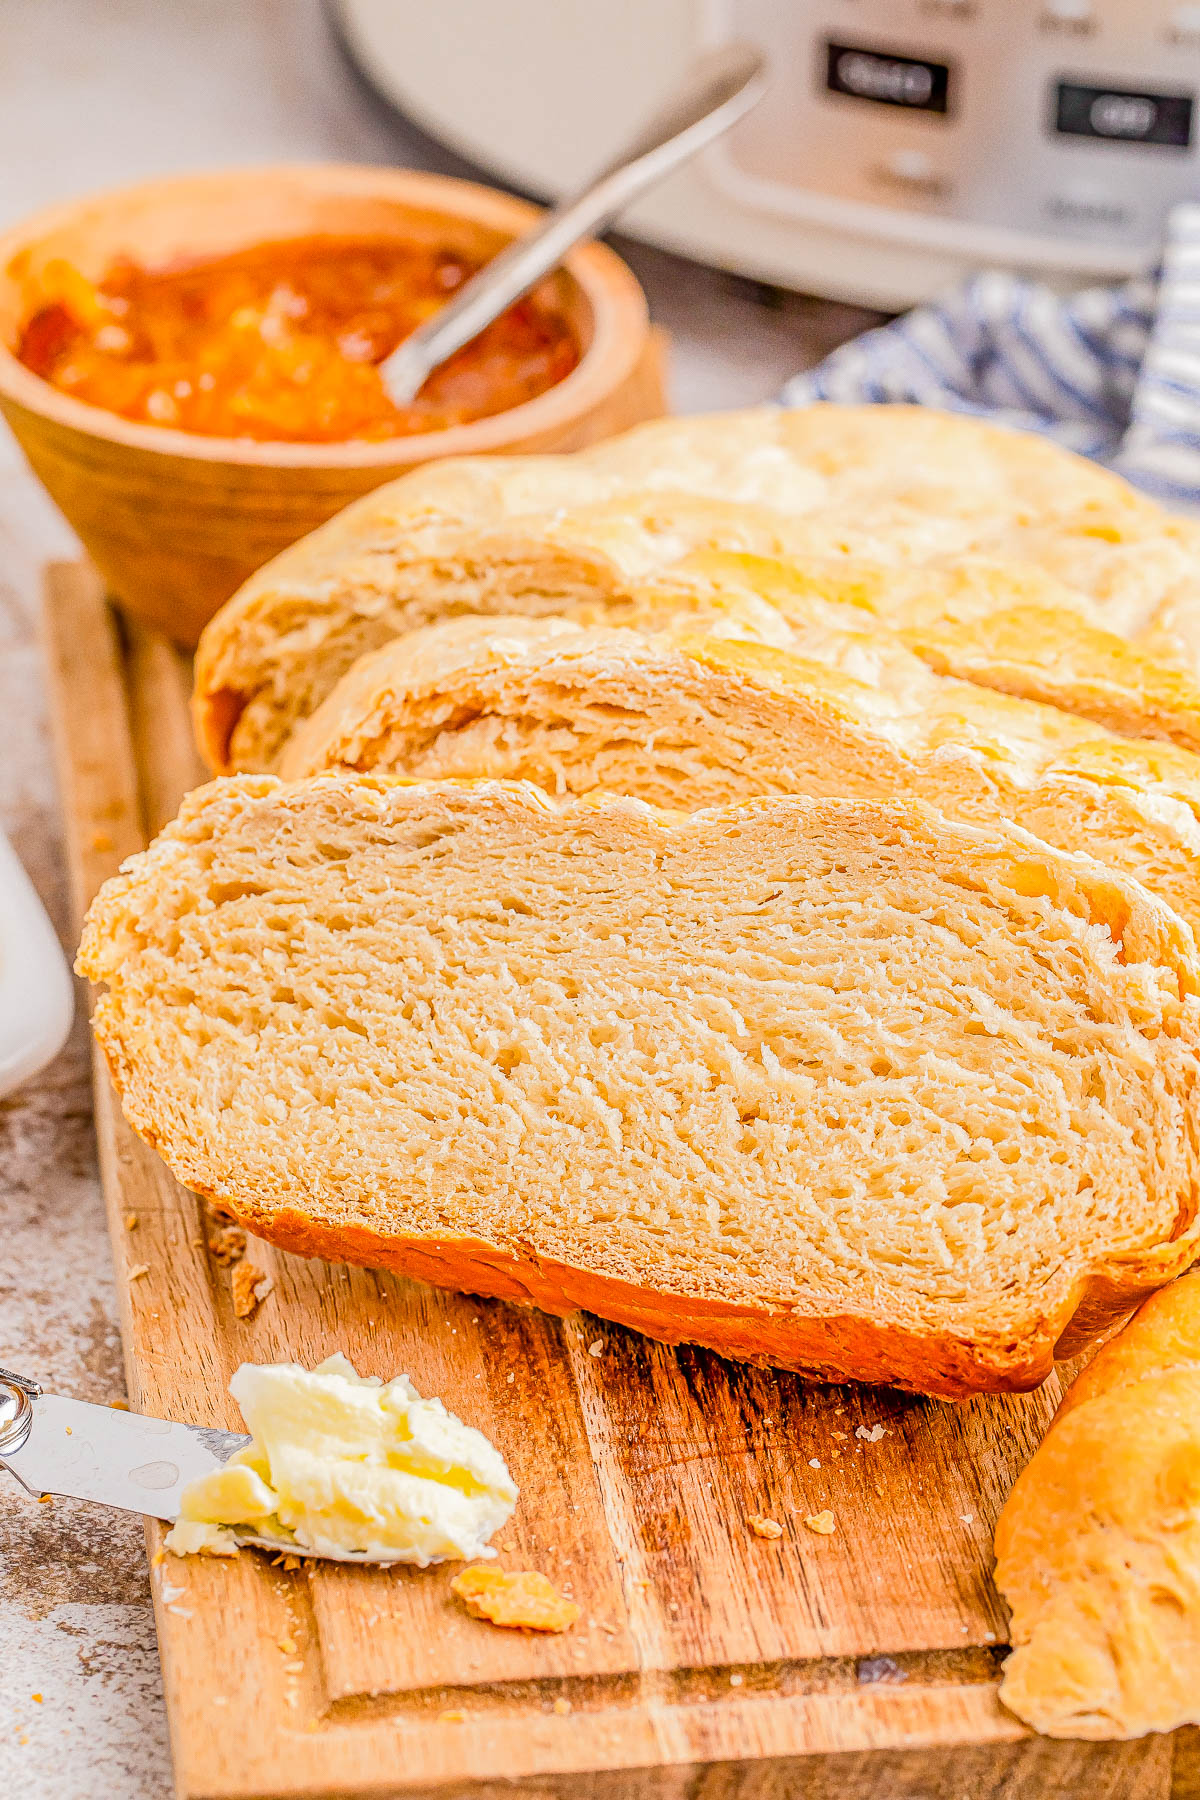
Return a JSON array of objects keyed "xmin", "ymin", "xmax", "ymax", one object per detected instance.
[
  {"xmin": 0, "ymin": 829, "xmax": 73, "ymax": 1097},
  {"xmin": 337, "ymin": 0, "xmax": 1200, "ymax": 307}
]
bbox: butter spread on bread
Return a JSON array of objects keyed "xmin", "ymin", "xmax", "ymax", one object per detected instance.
[{"xmin": 77, "ymin": 778, "xmax": 1200, "ymax": 1399}]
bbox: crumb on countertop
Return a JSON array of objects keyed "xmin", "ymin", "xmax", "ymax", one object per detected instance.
[
  {"xmin": 208, "ymin": 1224, "xmax": 247, "ymax": 1266},
  {"xmin": 749, "ymin": 1515, "xmax": 784, "ymax": 1539},
  {"xmin": 231, "ymin": 1260, "xmax": 273, "ymax": 1318},
  {"xmin": 804, "ymin": 1510, "xmax": 837, "ymax": 1535},
  {"xmin": 450, "ymin": 1566, "xmax": 580, "ymax": 1632}
]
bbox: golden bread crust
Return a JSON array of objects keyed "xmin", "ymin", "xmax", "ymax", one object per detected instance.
[
  {"xmin": 192, "ymin": 406, "xmax": 1200, "ymax": 774},
  {"xmin": 277, "ymin": 612, "xmax": 1200, "ymax": 936},
  {"xmin": 995, "ymin": 1271, "xmax": 1200, "ymax": 1739}
]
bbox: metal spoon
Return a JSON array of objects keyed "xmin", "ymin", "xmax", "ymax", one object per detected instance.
[{"xmin": 379, "ymin": 40, "xmax": 767, "ymax": 407}]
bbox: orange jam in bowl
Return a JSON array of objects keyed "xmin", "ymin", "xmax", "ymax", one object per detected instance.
[{"xmin": 15, "ymin": 235, "xmax": 580, "ymax": 443}]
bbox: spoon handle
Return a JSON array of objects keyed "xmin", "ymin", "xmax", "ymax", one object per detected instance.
[{"xmin": 380, "ymin": 40, "xmax": 767, "ymax": 406}]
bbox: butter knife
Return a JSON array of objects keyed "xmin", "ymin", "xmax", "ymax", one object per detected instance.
[
  {"xmin": 0, "ymin": 1366, "xmax": 248, "ymax": 1522},
  {"xmin": 0, "ymin": 1367, "xmax": 412, "ymax": 1562}
]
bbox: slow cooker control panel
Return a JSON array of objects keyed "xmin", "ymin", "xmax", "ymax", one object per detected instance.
[{"xmin": 709, "ymin": 0, "xmax": 1200, "ymax": 264}]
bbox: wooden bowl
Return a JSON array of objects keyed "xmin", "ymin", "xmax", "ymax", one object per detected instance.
[{"xmin": 0, "ymin": 165, "xmax": 664, "ymax": 645}]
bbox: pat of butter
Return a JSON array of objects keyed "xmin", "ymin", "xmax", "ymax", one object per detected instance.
[{"xmin": 163, "ymin": 1352, "xmax": 517, "ymax": 1564}]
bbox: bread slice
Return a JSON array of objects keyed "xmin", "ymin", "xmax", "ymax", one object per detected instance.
[
  {"xmin": 77, "ymin": 776, "xmax": 1200, "ymax": 1399},
  {"xmin": 660, "ymin": 549, "xmax": 1200, "ymax": 759},
  {"xmin": 278, "ymin": 614, "xmax": 1200, "ymax": 935},
  {"xmin": 192, "ymin": 405, "xmax": 1200, "ymax": 774},
  {"xmin": 995, "ymin": 1270, "xmax": 1200, "ymax": 1738}
]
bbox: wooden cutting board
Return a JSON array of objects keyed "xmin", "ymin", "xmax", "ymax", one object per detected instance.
[{"xmin": 42, "ymin": 559, "xmax": 1199, "ymax": 1800}]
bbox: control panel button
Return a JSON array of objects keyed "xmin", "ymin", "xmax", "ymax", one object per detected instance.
[
  {"xmin": 825, "ymin": 42, "xmax": 952, "ymax": 114},
  {"xmin": 874, "ymin": 149, "xmax": 950, "ymax": 196},
  {"xmin": 887, "ymin": 149, "xmax": 935, "ymax": 183},
  {"xmin": 1040, "ymin": 0, "xmax": 1095, "ymax": 30},
  {"xmin": 1055, "ymin": 81, "xmax": 1194, "ymax": 148}
]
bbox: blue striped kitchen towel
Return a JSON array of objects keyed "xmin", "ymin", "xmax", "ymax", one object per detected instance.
[{"xmin": 780, "ymin": 201, "xmax": 1200, "ymax": 509}]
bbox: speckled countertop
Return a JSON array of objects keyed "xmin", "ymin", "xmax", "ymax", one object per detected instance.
[{"xmin": 0, "ymin": 5, "xmax": 878, "ymax": 1793}]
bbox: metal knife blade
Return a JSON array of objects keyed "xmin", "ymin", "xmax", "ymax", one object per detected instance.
[{"xmin": 0, "ymin": 1381, "xmax": 248, "ymax": 1522}]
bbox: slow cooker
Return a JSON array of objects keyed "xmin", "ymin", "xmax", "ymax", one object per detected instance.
[{"xmin": 336, "ymin": 0, "xmax": 1200, "ymax": 306}]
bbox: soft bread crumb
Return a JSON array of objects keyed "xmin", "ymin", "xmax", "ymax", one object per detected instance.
[
  {"xmin": 804, "ymin": 1510, "xmax": 837, "ymax": 1535},
  {"xmin": 76, "ymin": 780, "xmax": 1200, "ymax": 1398},
  {"xmin": 749, "ymin": 1516, "xmax": 784, "ymax": 1539},
  {"xmin": 128, "ymin": 1264, "xmax": 150, "ymax": 1282},
  {"xmin": 231, "ymin": 1261, "xmax": 272, "ymax": 1318},
  {"xmin": 450, "ymin": 1566, "xmax": 580, "ymax": 1632}
]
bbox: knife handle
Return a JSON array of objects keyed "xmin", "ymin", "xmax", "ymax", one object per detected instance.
[{"xmin": 0, "ymin": 1367, "xmax": 41, "ymax": 1456}]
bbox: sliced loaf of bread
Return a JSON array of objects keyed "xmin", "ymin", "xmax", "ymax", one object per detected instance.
[
  {"xmin": 278, "ymin": 613, "xmax": 1200, "ymax": 934},
  {"xmin": 77, "ymin": 777, "xmax": 1200, "ymax": 1398},
  {"xmin": 659, "ymin": 548, "xmax": 1200, "ymax": 759},
  {"xmin": 191, "ymin": 406, "xmax": 1200, "ymax": 773}
]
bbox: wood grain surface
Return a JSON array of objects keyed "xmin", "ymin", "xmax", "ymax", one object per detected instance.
[{"xmin": 43, "ymin": 559, "xmax": 1200, "ymax": 1799}]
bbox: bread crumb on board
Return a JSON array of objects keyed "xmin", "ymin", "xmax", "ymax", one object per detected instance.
[
  {"xmin": 231, "ymin": 1261, "xmax": 273, "ymax": 1318},
  {"xmin": 208, "ymin": 1224, "xmax": 247, "ymax": 1266},
  {"xmin": 450, "ymin": 1566, "xmax": 580, "ymax": 1632},
  {"xmin": 749, "ymin": 1515, "xmax": 784, "ymax": 1539},
  {"xmin": 804, "ymin": 1510, "xmax": 837, "ymax": 1535},
  {"xmin": 128, "ymin": 1263, "xmax": 150, "ymax": 1282}
]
